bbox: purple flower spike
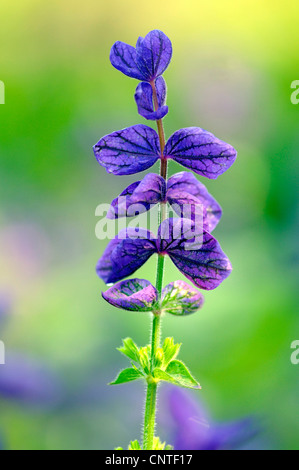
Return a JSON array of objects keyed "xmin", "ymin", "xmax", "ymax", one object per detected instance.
[
  {"xmin": 93, "ymin": 124, "xmax": 161, "ymax": 176},
  {"xmin": 96, "ymin": 228, "xmax": 156, "ymax": 284},
  {"xmin": 157, "ymin": 218, "xmax": 232, "ymax": 290},
  {"xmin": 110, "ymin": 30, "xmax": 172, "ymax": 82},
  {"xmin": 164, "ymin": 128, "xmax": 237, "ymax": 179},
  {"xmin": 167, "ymin": 172, "xmax": 222, "ymax": 232},
  {"xmin": 135, "ymin": 77, "xmax": 168, "ymax": 121},
  {"xmin": 102, "ymin": 279, "xmax": 158, "ymax": 312},
  {"xmin": 162, "ymin": 281, "xmax": 204, "ymax": 316}
]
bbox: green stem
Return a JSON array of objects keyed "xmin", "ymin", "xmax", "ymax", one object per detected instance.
[
  {"xmin": 155, "ymin": 255, "xmax": 165, "ymax": 298},
  {"xmin": 142, "ymin": 80, "xmax": 168, "ymax": 450},
  {"xmin": 143, "ymin": 376, "xmax": 158, "ymax": 450}
]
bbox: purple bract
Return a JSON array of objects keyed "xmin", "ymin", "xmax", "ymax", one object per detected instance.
[
  {"xmin": 107, "ymin": 171, "xmax": 222, "ymax": 233},
  {"xmin": 110, "ymin": 30, "xmax": 172, "ymax": 82},
  {"xmin": 102, "ymin": 279, "xmax": 158, "ymax": 312},
  {"xmin": 94, "ymin": 125, "xmax": 160, "ymax": 176},
  {"xmin": 97, "ymin": 227, "xmax": 156, "ymax": 284},
  {"xmin": 135, "ymin": 77, "xmax": 168, "ymax": 120},
  {"xmin": 107, "ymin": 173, "xmax": 164, "ymax": 219},
  {"xmin": 94, "ymin": 125, "xmax": 237, "ymax": 178},
  {"xmin": 97, "ymin": 219, "xmax": 232, "ymax": 290}
]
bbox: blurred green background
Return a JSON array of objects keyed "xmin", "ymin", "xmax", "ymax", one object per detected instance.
[{"xmin": 0, "ymin": 0, "xmax": 298, "ymax": 450}]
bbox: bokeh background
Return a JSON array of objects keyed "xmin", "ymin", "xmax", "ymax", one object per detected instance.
[{"xmin": 0, "ymin": 0, "xmax": 298, "ymax": 450}]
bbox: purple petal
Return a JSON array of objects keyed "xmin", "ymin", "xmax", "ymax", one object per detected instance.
[
  {"xmin": 164, "ymin": 128, "xmax": 237, "ymax": 179},
  {"xmin": 102, "ymin": 279, "xmax": 158, "ymax": 312},
  {"xmin": 156, "ymin": 218, "xmax": 232, "ymax": 290},
  {"xmin": 134, "ymin": 77, "xmax": 168, "ymax": 120},
  {"xmin": 166, "ymin": 190, "xmax": 208, "ymax": 230},
  {"xmin": 110, "ymin": 41, "xmax": 144, "ymax": 80},
  {"xmin": 107, "ymin": 174, "xmax": 165, "ymax": 219},
  {"xmin": 167, "ymin": 172, "xmax": 222, "ymax": 231},
  {"xmin": 161, "ymin": 281, "xmax": 204, "ymax": 316},
  {"xmin": 136, "ymin": 30, "xmax": 172, "ymax": 81},
  {"xmin": 157, "ymin": 217, "xmax": 201, "ymax": 252},
  {"xmin": 96, "ymin": 228, "xmax": 157, "ymax": 284},
  {"xmin": 93, "ymin": 125, "xmax": 160, "ymax": 176},
  {"xmin": 129, "ymin": 173, "xmax": 165, "ymax": 206}
]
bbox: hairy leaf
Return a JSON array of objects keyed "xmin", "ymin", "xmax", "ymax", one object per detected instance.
[
  {"xmin": 118, "ymin": 338, "xmax": 140, "ymax": 362},
  {"xmin": 109, "ymin": 367, "xmax": 144, "ymax": 385},
  {"xmin": 153, "ymin": 360, "xmax": 201, "ymax": 389}
]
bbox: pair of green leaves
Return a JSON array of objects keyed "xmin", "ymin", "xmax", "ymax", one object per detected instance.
[{"xmin": 110, "ymin": 337, "xmax": 201, "ymax": 390}]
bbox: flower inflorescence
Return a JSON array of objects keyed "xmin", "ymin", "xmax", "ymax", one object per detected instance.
[{"xmin": 93, "ymin": 30, "xmax": 237, "ymax": 450}]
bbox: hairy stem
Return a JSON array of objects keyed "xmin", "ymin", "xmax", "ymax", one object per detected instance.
[{"xmin": 142, "ymin": 80, "xmax": 168, "ymax": 450}]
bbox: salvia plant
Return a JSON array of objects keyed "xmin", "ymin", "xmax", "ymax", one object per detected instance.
[{"xmin": 93, "ymin": 30, "xmax": 237, "ymax": 450}]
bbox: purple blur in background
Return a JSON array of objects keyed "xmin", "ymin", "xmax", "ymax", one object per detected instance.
[{"xmin": 166, "ymin": 388, "xmax": 258, "ymax": 450}]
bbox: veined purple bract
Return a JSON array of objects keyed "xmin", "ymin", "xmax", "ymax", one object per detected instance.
[
  {"xmin": 94, "ymin": 125, "xmax": 237, "ymax": 178},
  {"xmin": 96, "ymin": 219, "xmax": 232, "ymax": 290},
  {"xmin": 107, "ymin": 171, "xmax": 222, "ymax": 233}
]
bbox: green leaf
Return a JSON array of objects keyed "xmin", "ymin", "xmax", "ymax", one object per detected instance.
[
  {"xmin": 128, "ymin": 440, "xmax": 142, "ymax": 450},
  {"xmin": 152, "ymin": 437, "xmax": 164, "ymax": 450},
  {"xmin": 139, "ymin": 346, "xmax": 150, "ymax": 374},
  {"xmin": 154, "ymin": 348, "xmax": 164, "ymax": 368},
  {"xmin": 153, "ymin": 360, "xmax": 201, "ymax": 389},
  {"xmin": 162, "ymin": 337, "xmax": 181, "ymax": 368},
  {"xmin": 118, "ymin": 337, "xmax": 140, "ymax": 362},
  {"xmin": 166, "ymin": 360, "xmax": 201, "ymax": 389},
  {"xmin": 114, "ymin": 447, "xmax": 123, "ymax": 450},
  {"xmin": 109, "ymin": 367, "xmax": 144, "ymax": 385}
]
